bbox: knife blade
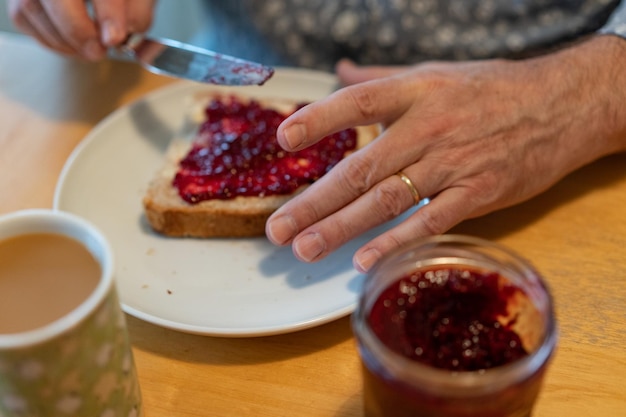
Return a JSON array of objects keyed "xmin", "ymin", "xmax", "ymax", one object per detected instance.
[{"xmin": 119, "ymin": 34, "xmax": 274, "ymax": 86}]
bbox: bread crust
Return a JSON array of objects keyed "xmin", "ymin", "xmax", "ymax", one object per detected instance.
[
  {"xmin": 143, "ymin": 174, "xmax": 307, "ymax": 238},
  {"xmin": 142, "ymin": 94, "xmax": 378, "ymax": 238}
]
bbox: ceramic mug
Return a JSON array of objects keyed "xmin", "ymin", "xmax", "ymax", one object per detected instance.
[{"xmin": 0, "ymin": 209, "xmax": 142, "ymax": 417}]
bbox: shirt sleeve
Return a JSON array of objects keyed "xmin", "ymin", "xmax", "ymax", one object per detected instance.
[{"xmin": 598, "ymin": 1, "xmax": 626, "ymax": 38}]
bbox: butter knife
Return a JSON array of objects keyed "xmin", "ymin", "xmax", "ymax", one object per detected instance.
[{"xmin": 119, "ymin": 34, "xmax": 274, "ymax": 86}]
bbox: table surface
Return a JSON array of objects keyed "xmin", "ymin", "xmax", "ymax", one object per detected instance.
[{"xmin": 1, "ymin": 32, "xmax": 625, "ymax": 417}]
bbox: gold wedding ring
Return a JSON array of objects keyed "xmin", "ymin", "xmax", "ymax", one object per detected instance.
[{"xmin": 396, "ymin": 171, "xmax": 421, "ymax": 205}]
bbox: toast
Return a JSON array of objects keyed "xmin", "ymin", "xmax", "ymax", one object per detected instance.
[{"xmin": 143, "ymin": 93, "xmax": 378, "ymax": 238}]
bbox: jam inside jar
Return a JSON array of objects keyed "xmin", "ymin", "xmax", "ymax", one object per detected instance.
[{"xmin": 352, "ymin": 235, "xmax": 558, "ymax": 417}]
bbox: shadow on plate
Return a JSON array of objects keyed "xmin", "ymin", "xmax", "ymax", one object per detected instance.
[
  {"xmin": 256, "ymin": 242, "xmax": 361, "ymax": 291},
  {"xmin": 128, "ymin": 98, "xmax": 178, "ymax": 154},
  {"xmin": 255, "ymin": 207, "xmax": 423, "ymax": 291}
]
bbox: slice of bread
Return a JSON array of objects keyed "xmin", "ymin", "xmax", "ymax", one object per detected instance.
[{"xmin": 143, "ymin": 93, "xmax": 378, "ymax": 238}]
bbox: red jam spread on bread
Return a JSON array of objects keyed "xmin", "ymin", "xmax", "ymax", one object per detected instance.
[
  {"xmin": 368, "ymin": 267, "xmax": 528, "ymax": 371},
  {"xmin": 173, "ymin": 96, "xmax": 357, "ymax": 203}
]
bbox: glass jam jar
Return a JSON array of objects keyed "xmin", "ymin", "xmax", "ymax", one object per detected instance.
[{"xmin": 352, "ymin": 235, "xmax": 558, "ymax": 417}]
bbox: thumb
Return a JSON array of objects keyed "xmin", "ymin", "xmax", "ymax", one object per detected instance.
[{"xmin": 335, "ymin": 58, "xmax": 410, "ymax": 86}]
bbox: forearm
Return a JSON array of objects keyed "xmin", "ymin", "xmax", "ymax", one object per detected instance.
[
  {"xmin": 593, "ymin": 0, "xmax": 626, "ymax": 155},
  {"xmin": 580, "ymin": 35, "xmax": 626, "ymax": 155},
  {"xmin": 537, "ymin": 34, "xmax": 626, "ymax": 162}
]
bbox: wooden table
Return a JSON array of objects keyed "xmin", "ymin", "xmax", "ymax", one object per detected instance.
[{"xmin": 1, "ymin": 32, "xmax": 625, "ymax": 417}]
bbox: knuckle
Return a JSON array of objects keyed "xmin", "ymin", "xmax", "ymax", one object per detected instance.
[
  {"xmin": 372, "ymin": 231, "xmax": 408, "ymax": 256},
  {"xmin": 373, "ymin": 181, "xmax": 410, "ymax": 219},
  {"xmin": 465, "ymin": 173, "xmax": 503, "ymax": 206},
  {"xmin": 326, "ymin": 219, "xmax": 357, "ymax": 247},
  {"xmin": 299, "ymin": 198, "xmax": 324, "ymax": 224},
  {"xmin": 415, "ymin": 208, "xmax": 447, "ymax": 236},
  {"xmin": 477, "ymin": 172, "xmax": 501, "ymax": 194},
  {"xmin": 345, "ymin": 85, "xmax": 379, "ymax": 120},
  {"xmin": 337, "ymin": 154, "xmax": 376, "ymax": 195}
]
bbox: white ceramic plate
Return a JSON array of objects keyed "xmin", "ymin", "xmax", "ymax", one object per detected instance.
[{"xmin": 54, "ymin": 68, "xmax": 407, "ymax": 337}]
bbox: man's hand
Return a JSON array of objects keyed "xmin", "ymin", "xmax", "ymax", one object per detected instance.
[{"xmin": 266, "ymin": 35, "xmax": 626, "ymax": 272}]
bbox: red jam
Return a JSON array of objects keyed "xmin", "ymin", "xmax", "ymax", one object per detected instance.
[
  {"xmin": 173, "ymin": 96, "xmax": 357, "ymax": 203},
  {"xmin": 368, "ymin": 267, "xmax": 528, "ymax": 371}
]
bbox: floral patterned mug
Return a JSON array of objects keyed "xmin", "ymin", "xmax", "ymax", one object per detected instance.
[{"xmin": 0, "ymin": 209, "xmax": 142, "ymax": 417}]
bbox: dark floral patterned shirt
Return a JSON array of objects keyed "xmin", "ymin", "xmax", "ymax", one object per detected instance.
[{"xmin": 192, "ymin": 0, "xmax": 626, "ymax": 70}]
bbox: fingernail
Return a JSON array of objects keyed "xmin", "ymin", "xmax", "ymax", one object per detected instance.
[
  {"xmin": 101, "ymin": 19, "xmax": 123, "ymax": 46},
  {"xmin": 83, "ymin": 39, "xmax": 105, "ymax": 61},
  {"xmin": 281, "ymin": 123, "xmax": 306, "ymax": 150},
  {"xmin": 354, "ymin": 248, "xmax": 382, "ymax": 272},
  {"xmin": 266, "ymin": 214, "xmax": 298, "ymax": 245},
  {"xmin": 293, "ymin": 232, "xmax": 326, "ymax": 262}
]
